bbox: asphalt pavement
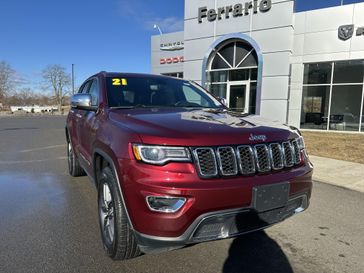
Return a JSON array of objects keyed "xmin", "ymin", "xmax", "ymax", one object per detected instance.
[{"xmin": 0, "ymin": 116, "xmax": 363, "ymax": 273}]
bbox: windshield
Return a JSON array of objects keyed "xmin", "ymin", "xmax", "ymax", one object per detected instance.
[{"xmin": 106, "ymin": 76, "xmax": 222, "ymax": 109}]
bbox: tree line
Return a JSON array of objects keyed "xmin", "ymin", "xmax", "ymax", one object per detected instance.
[{"xmin": 0, "ymin": 61, "xmax": 72, "ymax": 111}]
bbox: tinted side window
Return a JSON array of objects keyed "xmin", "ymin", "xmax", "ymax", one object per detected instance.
[
  {"xmin": 88, "ymin": 79, "xmax": 99, "ymax": 106},
  {"xmin": 78, "ymin": 81, "xmax": 91, "ymax": 94}
]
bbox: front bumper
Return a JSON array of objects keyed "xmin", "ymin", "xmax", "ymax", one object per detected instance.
[
  {"xmin": 117, "ymin": 158, "xmax": 313, "ymax": 253},
  {"xmin": 134, "ymin": 194, "xmax": 309, "ymax": 253}
]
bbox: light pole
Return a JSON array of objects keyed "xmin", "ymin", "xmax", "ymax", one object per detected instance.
[
  {"xmin": 72, "ymin": 64, "xmax": 75, "ymax": 94},
  {"xmin": 153, "ymin": 24, "xmax": 163, "ymax": 36}
]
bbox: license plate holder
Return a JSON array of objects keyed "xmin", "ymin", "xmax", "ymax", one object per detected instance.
[{"xmin": 253, "ymin": 182, "xmax": 290, "ymax": 212}]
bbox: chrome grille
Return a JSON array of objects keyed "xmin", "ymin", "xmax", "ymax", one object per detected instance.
[
  {"xmin": 192, "ymin": 139, "xmax": 302, "ymax": 178},
  {"xmin": 216, "ymin": 147, "xmax": 238, "ymax": 176},
  {"xmin": 237, "ymin": 146, "xmax": 256, "ymax": 175},
  {"xmin": 193, "ymin": 148, "xmax": 218, "ymax": 177},
  {"xmin": 254, "ymin": 144, "xmax": 271, "ymax": 173},
  {"xmin": 282, "ymin": 142, "xmax": 294, "ymax": 167},
  {"xmin": 269, "ymin": 143, "xmax": 284, "ymax": 170},
  {"xmin": 291, "ymin": 140, "xmax": 301, "ymax": 164}
]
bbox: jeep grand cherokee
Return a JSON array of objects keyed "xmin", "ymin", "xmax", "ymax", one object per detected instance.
[{"xmin": 66, "ymin": 72, "xmax": 313, "ymax": 260}]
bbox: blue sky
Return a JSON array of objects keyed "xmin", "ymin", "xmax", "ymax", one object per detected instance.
[
  {"xmin": 0, "ymin": 0, "xmax": 184, "ymax": 92},
  {"xmin": 1, "ymin": 0, "xmax": 364, "ymax": 93},
  {"xmin": 295, "ymin": 0, "xmax": 364, "ymax": 12}
]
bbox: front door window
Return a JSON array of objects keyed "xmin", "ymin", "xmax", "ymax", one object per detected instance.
[{"xmin": 228, "ymin": 84, "xmax": 249, "ymax": 113}]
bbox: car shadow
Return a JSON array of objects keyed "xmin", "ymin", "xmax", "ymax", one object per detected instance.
[{"xmin": 223, "ymin": 231, "xmax": 293, "ymax": 273}]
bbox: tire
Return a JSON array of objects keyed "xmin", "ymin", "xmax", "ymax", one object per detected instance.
[
  {"xmin": 67, "ymin": 140, "xmax": 85, "ymax": 177},
  {"xmin": 98, "ymin": 166, "xmax": 141, "ymax": 260}
]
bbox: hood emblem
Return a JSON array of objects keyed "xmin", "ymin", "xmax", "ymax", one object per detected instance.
[
  {"xmin": 338, "ymin": 24, "xmax": 354, "ymax": 41},
  {"xmin": 249, "ymin": 134, "xmax": 267, "ymax": 142}
]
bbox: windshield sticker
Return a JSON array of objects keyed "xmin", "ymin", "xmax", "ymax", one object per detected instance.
[{"xmin": 112, "ymin": 78, "xmax": 127, "ymax": 86}]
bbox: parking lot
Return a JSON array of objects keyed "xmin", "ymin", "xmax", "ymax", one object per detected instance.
[{"xmin": 0, "ymin": 116, "xmax": 363, "ymax": 273}]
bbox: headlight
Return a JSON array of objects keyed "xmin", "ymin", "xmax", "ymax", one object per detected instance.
[
  {"xmin": 132, "ymin": 144, "xmax": 191, "ymax": 165},
  {"xmin": 297, "ymin": 136, "xmax": 305, "ymax": 150}
]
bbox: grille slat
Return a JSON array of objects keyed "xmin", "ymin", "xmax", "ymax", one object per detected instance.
[
  {"xmin": 193, "ymin": 139, "xmax": 302, "ymax": 178},
  {"xmin": 254, "ymin": 144, "xmax": 271, "ymax": 173},
  {"xmin": 237, "ymin": 146, "xmax": 256, "ymax": 175},
  {"xmin": 282, "ymin": 142, "xmax": 294, "ymax": 167},
  {"xmin": 269, "ymin": 143, "xmax": 284, "ymax": 170},
  {"xmin": 291, "ymin": 140, "xmax": 301, "ymax": 164},
  {"xmin": 193, "ymin": 148, "xmax": 218, "ymax": 177},
  {"xmin": 216, "ymin": 147, "xmax": 238, "ymax": 176}
]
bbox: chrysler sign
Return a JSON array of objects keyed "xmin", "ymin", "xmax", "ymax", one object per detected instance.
[
  {"xmin": 160, "ymin": 41, "xmax": 184, "ymax": 51},
  {"xmin": 198, "ymin": 0, "xmax": 272, "ymax": 23}
]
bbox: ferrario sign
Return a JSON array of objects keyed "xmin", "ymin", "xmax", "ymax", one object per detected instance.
[{"xmin": 198, "ymin": 0, "xmax": 272, "ymax": 23}]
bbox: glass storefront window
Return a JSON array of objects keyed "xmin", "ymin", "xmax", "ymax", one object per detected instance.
[
  {"xmin": 300, "ymin": 86, "xmax": 330, "ymax": 130},
  {"xmin": 208, "ymin": 71, "xmax": 228, "ymax": 83},
  {"xmin": 249, "ymin": 83, "xmax": 257, "ymax": 114},
  {"xmin": 209, "ymin": 84, "xmax": 227, "ymax": 99},
  {"xmin": 301, "ymin": 60, "xmax": 364, "ymax": 132},
  {"xmin": 333, "ymin": 60, "xmax": 364, "ymax": 84},
  {"xmin": 251, "ymin": 68, "xmax": 257, "ymax": 81},
  {"xmin": 303, "ymin": 62, "xmax": 332, "ymax": 85},
  {"xmin": 229, "ymin": 69, "xmax": 249, "ymax": 81},
  {"xmin": 362, "ymin": 103, "xmax": 364, "ymax": 132},
  {"xmin": 329, "ymin": 85, "xmax": 362, "ymax": 131}
]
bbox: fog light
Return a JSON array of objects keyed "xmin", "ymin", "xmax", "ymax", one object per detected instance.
[{"xmin": 146, "ymin": 196, "xmax": 186, "ymax": 213}]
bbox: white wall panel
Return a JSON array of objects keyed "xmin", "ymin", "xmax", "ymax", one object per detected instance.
[
  {"xmin": 289, "ymin": 87, "xmax": 303, "ymax": 110},
  {"xmin": 292, "ymin": 34, "xmax": 304, "ymax": 56},
  {"xmin": 260, "ymin": 100, "xmax": 288, "ymax": 123},
  {"xmin": 251, "ymin": 27, "xmax": 293, "ymax": 53},
  {"xmin": 293, "ymin": 12, "xmax": 306, "ymax": 35},
  {"xmin": 287, "ymin": 109, "xmax": 301, "ymax": 127},
  {"xmin": 261, "ymin": 76, "xmax": 289, "ymax": 100},
  {"xmin": 305, "ymin": 5, "xmax": 353, "ymax": 33},
  {"xmin": 184, "ymin": 60, "xmax": 203, "ymax": 81},
  {"xmin": 262, "ymin": 52, "xmax": 290, "ymax": 76},
  {"xmin": 303, "ymin": 31, "xmax": 350, "ymax": 55},
  {"xmin": 302, "ymin": 52, "xmax": 350, "ymax": 63},
  {"xmin": 353, "ymin": 3, "xmax": 364, "ymax": 26},
  {"xmin": 215, "ymin": 14, "xmax": 251, "ymax": 36},
  {"xmin": 185, "ymin": 18, "xmax": 215, "ymax": 41},
  {"xmin": 350, "ymin": 36, "xmax": 364, "ymax": 52},
  {"xmin": 184, "ymin": 37, "xmax": 215, "ymax": 61},
  {"xmin": 251, "ymin": 1, "xmax": 294, "ymax": 31},
  {"xmin": 349, "ymin": 50, "xmax": 364, "ymax": 59},
  {"xmin": 290, "ymin": 63, "xmax": 303, "ymax": 83}
]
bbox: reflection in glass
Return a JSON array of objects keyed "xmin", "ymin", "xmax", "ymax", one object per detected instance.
[
  {"xmin": 229, "ymin": 69, "xmax": 249, "ymax": 81},
  {"xmin": 208, "ymin": 71, "xmax": 228, "ymax": 83},
  {"xmin": 300, "ymin": 86, "xmax": 330, "ymax": 130},
  {"xmin": 249, "ymin": 83, "xmax": 257, "ymax": 114},
  {"xmin": 362, "ymin": 102, "xmax": 364, "ymax": 132},
  {"xmin": 209, "ymin": 84, "xmax": 227, "ymax": 100},
  {"xmin": 329, "ymin": 85, "xmax": 362, "ymax": 131},
  {"xmin": 333, "ymin": 60, "xmax": 364, "ymax": 84},
  {"xmin": 303, "ymin": 62, "xmax": 332, "ymax": 84}
]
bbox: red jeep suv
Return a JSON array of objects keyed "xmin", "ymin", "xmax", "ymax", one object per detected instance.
[{"xmin": 66, "ymin": 72, "xmax": 313, "ymax": 260}]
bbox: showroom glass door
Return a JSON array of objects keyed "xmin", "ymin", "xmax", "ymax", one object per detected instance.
[{"xmin": 227, "ymin": 83, "xmax": 250, "ymax": 113}]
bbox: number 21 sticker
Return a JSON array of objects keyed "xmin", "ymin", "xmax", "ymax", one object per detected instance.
[{"xmin": 112, "ymin": 78, "xmax": 127, "ymax": 86}]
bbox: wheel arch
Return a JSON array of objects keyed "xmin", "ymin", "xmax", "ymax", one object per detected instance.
[{"xmin": 93, "ymin": 148, "xmax": 135, "ymax": 230}]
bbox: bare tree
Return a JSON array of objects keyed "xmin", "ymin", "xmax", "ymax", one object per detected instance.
[
  {"xmin": 0, "ymin": 61, "xmax": 16, "ymax": 101},
  {"xmin": 42, "ymin": 64, "xmax": 71, "ymax": 111}
]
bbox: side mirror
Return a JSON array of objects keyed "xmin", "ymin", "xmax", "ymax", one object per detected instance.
[
  {"xmin": 218, "ymin": 97, "xmax": 227, "ymax": 107},
  {"xmin": 71, "ymin": 94, "xmax": 97, "ymax": 111}
]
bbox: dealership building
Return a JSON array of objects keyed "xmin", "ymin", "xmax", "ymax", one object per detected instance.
[{"xmin": 151, "ymin": 0, "xmax": 364, "ymax": 132}]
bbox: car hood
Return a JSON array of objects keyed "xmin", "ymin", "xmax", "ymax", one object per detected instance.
[{"xmin": 109, "ymin": 108, "xmax": 299, "ymax": 146}]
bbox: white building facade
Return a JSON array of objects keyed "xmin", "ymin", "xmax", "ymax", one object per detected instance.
[{"xmin": 151, "ymin": 0, "xmax": 364, "ymax": 132}]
